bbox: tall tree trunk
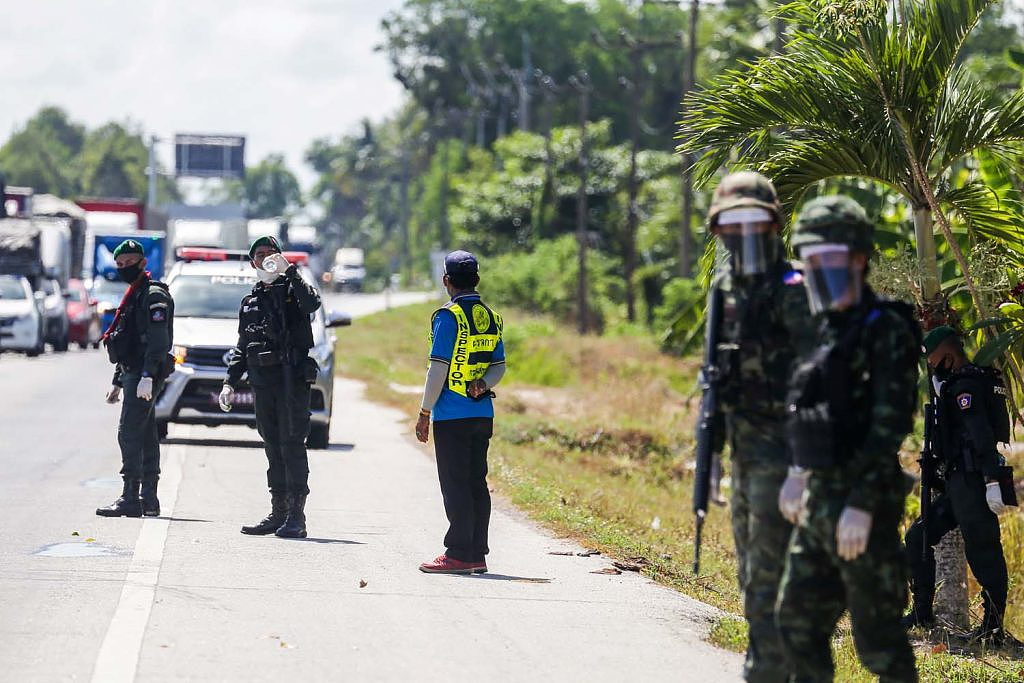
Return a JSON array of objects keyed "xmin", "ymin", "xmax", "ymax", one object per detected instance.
[{"xmin": 678, "ymin": 0, "xmax": 700, "ymax": 279}]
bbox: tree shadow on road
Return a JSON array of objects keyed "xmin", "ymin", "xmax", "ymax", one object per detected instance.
[
  {"xmin": 275, "ymin": 537, "xmax": 365, "ymax": 545},
  {"xmin": 154, "ymin": 517, "xmax": 213, "ymax": 523}
]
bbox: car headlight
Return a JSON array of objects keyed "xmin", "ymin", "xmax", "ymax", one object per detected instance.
[{"xmin": 173, "ymin": 345, "xmax": 188, "ymax": 365}]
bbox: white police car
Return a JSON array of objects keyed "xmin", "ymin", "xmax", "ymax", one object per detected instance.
[{"xmin": 155, "ymin": 248, "xmax": 350, "ymax": 448}]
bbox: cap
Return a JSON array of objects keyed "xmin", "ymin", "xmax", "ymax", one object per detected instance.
[
  {"xmin": 707, "ymin": 171, "xmax": 782, "ymax": 230},
  {"xmin": 113, "ymin": 239, "xmax": 145, "ymax": 259},
  {"xmin": 444, "ymin": 250, "xmax": 479, "ymax": 276},
  {"xmin": 791, "ymin": 195, "xmax": 874, "ymax": 253},
  {"xmin": 922, "ymin": 325, "xmax": 958, "ymax": 355},
  {"xmin": 248, "ymin": 235, "xmax": 282, "ymax": 260}
]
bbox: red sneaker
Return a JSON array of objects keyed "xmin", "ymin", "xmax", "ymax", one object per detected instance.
[
  {"xmin": 419, "ymin": 554, "xmax": 477, "ymax": 575},
  {"xmin": 470, "ymin": 561, "xmax": 487, "ymax": 574}
]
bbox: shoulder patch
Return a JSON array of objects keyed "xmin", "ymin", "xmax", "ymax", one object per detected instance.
[
  {"xmin": 865, "ymin": 308, "xmax": 882, "ymax": 325},
  {"xmin": 782, "ymin": 270, "xmax": 804, "ymax": 286},
  {"xmin": 957, "ymin": 392, "xmax": 973, "ymax": 410},
  {"xmin": 150, "ymin": 307, "xmax": 167, "ymax": 323}
]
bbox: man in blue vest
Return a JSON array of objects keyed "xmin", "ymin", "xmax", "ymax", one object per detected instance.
[{"xmin": 416, "ymin": 250, "xmax": 506, "ymax": 574}]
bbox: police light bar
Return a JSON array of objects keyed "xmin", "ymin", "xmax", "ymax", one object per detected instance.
[
  {"xmin": 175, "ymin": 247, "xmax": 249, "ymax": 262},
  {"xmin": 281, "ymin": 251, "xmax": 309, "ymax": 266}
]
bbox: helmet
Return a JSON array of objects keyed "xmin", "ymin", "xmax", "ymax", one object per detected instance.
[
  {"xmin": 791, "ymin": 195, "xmax": 874, "ymax": 253},
  {"xmin": 707, "ymin": 171, "xmax": 782, "ymax": 231}
]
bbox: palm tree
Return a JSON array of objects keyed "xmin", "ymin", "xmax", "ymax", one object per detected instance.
[{"xmin": 677, "ymin": 0, "xmax": 1024, "ymax": 629}]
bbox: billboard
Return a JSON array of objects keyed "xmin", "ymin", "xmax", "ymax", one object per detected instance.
[{"xmin": 175, "ymin": 134, "xmax": 245, "ymax": 178}]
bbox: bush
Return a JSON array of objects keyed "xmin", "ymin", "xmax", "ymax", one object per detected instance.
[
  {"xmin": 654, "ymin": 277, "xmax": 706, "ymax": 355},
  {"xmin": 480, "ymin": 235, "xmax": 624, "ymax": 330}
]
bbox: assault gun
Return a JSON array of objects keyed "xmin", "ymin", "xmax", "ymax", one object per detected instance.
[
  {"xmin": 693, "ymin": 286, "xmax": 724, "ymax": 576},
  {"xmin": 918, "ymin": 386, "xmax": 938, "ymax": 561},
  {"xmin": 266, "ymin": 271, "xmax": 296, "ymax": 436}
]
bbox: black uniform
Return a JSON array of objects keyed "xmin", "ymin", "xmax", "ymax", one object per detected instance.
[
  {"xmin": 904, "ymin": 362, "xmax": 1010, "ymax": 631},
  {"xmin": 106, "ymin": 276, "xmax": 175, "ymax": 485},
  {"xmin": 226, "ymin": 266, "xmax": 321, "ymax": 496}
]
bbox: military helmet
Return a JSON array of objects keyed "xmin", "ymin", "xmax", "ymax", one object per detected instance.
[
  {"xmin": 707, "ymin": 171, "xmax": 782, "ymax": 230},
  {"xmin": 791, "ymin": 195, "xmax": 874, "ymax": 253}
]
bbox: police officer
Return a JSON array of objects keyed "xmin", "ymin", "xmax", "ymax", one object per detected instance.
[
  {"xmin": 903, "ymin": 326, "xmax": 1013, "ymax": 643},
  {"xmin": 221, "ymin": 236, "xmax": 321, "ymax": 539},
  {"xmin": 97, "ymin": 239, "xmax": 175, "ymax": 518},
  {"xmin": 415, "ymin": 250, "xmax": 505, "ymax": 574},
  {"xmin": 703, "ymin": 171, "xmax": 815, "ymax": 683},
  {"xmin": 776, "ymin": 196, "xmax": 919, "ymax": 682}
]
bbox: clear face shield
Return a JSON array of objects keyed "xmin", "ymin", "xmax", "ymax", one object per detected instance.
[
  {"xmin": 798, "ymin": 244, "xmax": 863, "ymax": 315},
  {"xmin": 715, "ymin": 208, "xmax": 778, "ymax": 276}
]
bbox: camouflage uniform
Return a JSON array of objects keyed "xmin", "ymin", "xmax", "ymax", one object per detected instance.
[
  {"xmin": 776, "ymin": 196, "xmax": 918, "ymax": 683},
  {"xmin": 708, "ymin": 172, "xmax": 816, "ymax": 683}
]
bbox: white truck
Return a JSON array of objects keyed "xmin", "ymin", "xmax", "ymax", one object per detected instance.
[{"xmin": 329, "ymin": 247, "xmax": 365, "ymax": 292}]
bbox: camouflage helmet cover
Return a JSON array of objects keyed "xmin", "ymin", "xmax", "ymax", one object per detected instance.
[
  {"xmin": 791, "ymin": 195, "xmax": 874, "ymax": 253},
  {"xmin": 707, "ymin": 171, "xmax": 782, "ymax": 230}
]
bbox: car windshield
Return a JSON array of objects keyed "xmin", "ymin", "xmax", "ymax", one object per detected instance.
[
  {"xmin": 170, "ymin": 274, "xmax": 257, "ymax": 318},
  {"xmin": 92, "ymin": 278, "xmax": 129, "ymax": 303},
  {"xmin": 0, "ymin": 276, "xmax": 27, "ymax": 299}
]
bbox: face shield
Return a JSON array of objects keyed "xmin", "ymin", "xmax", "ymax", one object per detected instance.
[
  {"xmin": 715, "ymin": 208, "xmax": 778, "ymax": 276},
  {"xmin": 798, "ymin": 244, "xmax": 863, "ymax": 315}
]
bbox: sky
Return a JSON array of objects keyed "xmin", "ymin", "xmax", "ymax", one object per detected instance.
[{"xmin": 0, "ymin": 0, "xmax": 408, "ymax": 191}]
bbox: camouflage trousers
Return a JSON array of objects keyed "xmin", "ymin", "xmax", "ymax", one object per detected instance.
[
  {"xmin": 731, "ymin": 457, "xmax": 793, "ymax": 683},
  {"xmin": 776, "ymin": 499, "xmax": 917, "ymax": 683}
]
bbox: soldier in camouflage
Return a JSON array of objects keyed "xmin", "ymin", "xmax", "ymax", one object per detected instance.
[
  {"xmin": 776, "ymin": 195, "xmax": 919, "ymax": 682},
  {"xmin": 705, "ymin": 171, "xmax": 815, "ymax": 683}
]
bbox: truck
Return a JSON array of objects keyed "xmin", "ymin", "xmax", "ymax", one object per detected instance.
[
  {"xmin": 328, "ymin": 247, "xmax": 366, "ymax": 292},
  {"xmin": 167, "ymin": 219, "xmax": 247, "ymax": 266},
  {"xmin": 90, "ymin": 230, "xmax": 166, "ymax": 333}
]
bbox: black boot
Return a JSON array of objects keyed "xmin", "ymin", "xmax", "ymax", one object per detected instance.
[
  {"xmin": 141, "ymin": 481, "xmax": 160, "ymax": 517},
  {"xmin": 240, "ymin": 492, "xmax": 288, "ymax": 535},
  {"xmin": 275, "ymin": 494, "xmax": 307, "ymax": 538},
  {"xmin": 96, "ymin": 480, "xmax": 142, "ymax": 518},
  {"xmin": 969, "ymin": 607, "xmax": 1007, "ymax": 646}
]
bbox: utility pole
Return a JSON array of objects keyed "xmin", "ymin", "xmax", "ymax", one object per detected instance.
[
  {"xmin": 597, "ymin": 25, "xmax": 678, "ymax": 322},
  {"xmin": 569, "ymin": 71, "xmax": 591, "ymax": 335},
  {"xmin": 147, "ymin": 135, "xmax": 159, "ymax": 210},
  {"xmin": 679, "ymin": 0, "xmax": 699, "ymax": 278}
]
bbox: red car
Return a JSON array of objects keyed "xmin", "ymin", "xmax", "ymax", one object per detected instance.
[{"xmin": 65, "ymin": 279, "xmax": 101, "ymax": 349}]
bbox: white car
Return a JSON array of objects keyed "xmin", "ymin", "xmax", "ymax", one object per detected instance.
[
  {"xmin": 0, "ymin": 274, "xmax": 45, "ymax": 356},
  {"xmin": 155, "ymin": 250, "xmax": 350, "ymax": 448}
]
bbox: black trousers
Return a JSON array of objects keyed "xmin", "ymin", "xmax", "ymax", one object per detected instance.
[
  {"xmin": 252, "ymin": 377, "xmax": 312, "ymax": 496},
  {"xmin": 432, "ymin": 417, "xmax": 493, "ymax": 562},
  {"xmin": 117, "ymin": 373, "xmax": 163, "ymax": 483},
  {"xmin": 904, "ymin": 469, "xmax": 1008, "ymax": 621}
]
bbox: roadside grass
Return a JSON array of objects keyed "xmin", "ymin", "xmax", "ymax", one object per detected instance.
[{"xmin": 337, "ymin": 301, "xmax": 1024, "ymax": 681}]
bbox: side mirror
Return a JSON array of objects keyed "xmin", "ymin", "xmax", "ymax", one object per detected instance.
[{"xmin": 325, "ymin": 310, "xmax": 352, "ymax": 328}]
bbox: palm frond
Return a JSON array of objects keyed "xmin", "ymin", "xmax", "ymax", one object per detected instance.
[
  {"xmin": 932, "ymin": 69, "xmax": 1024, "ymax": 171},
  {"xmin": 938, "ymin": 182, "xmax": 1024, "ymax": 257}
]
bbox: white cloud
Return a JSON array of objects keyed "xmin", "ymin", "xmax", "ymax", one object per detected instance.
[{"xmin": 0, "ymin": 0, "xmax": 407, "ymax": 191}]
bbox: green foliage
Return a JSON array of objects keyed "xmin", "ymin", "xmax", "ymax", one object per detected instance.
[
  {"xmin": 482, "ymin": 234, "xmax": 623, "ymax": 329},
  {"xmin": 238, "ymin": 153, "xmax": 301, "ymax": 218}
]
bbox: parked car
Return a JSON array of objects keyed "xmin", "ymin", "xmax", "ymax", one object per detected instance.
[
  {"xmin": 0, "ymin": 274, "xmax": 45, "ymax": 356},
  {"xmin": 91, "ymin": 277, "xmax": 128, "ymax": 334},
  {"xmin": 38, "ymin": 278, "xmax": 70, "ymax": 352},
  {"xmin": 155, "ymin": 249, "xmax": 351, "ymax": 448},
  {"xmin": 65, "ymin": 278, "xmax": 101, "ymax": 349}
]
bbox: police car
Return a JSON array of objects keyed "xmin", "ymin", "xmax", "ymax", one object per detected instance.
[{"xmin": 155, "ymin": 248, "xmax": 350, "ymax": 448}]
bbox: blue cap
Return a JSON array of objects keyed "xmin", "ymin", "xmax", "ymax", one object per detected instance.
[{"xmin": 444, "ymin": 250, "xmax": 478, "ymax": 276}]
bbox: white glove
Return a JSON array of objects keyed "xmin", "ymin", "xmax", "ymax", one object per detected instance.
[
  {"xmin": 986, "ymin": 481, "xmax": 1007, "ymax": 516},
  {"xmin": 836, "ymin": 506, "xmax": 872, "ymax": 561},
  {"xmin": 263, "ymin": 253, "xmax": 290, "ymax": 274},
  {"xmin": 137, "ymin": 377, "xmax": 153, "ymax": 401},
  {"xmin": 105, "ymin": 385, "xmax": 121, "ymax": 404},
  {"xmin": 778, "ymin": 466, "xmax": 809, "ymax": 524},
  {"xmin": 219, "ymin": 385, "xmax": 235, "ymax": 412}
]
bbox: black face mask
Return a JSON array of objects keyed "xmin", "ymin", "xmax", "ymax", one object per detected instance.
[
  {"xmin": 933, "ymin": 355, "xmax": 954, "ymax": 382},
  {"xmin": 117, "ymin": 264, "xmax": 143, "ymax": 283}
]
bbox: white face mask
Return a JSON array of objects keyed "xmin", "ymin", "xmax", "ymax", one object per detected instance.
[{"xmin": 256, "ymin": 268, "xmax": 279, "ymax": 284}]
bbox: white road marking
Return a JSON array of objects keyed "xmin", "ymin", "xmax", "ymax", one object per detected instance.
[{"xmin": 90, "ymin": 446, "xmax": 185, "ymax": 683}]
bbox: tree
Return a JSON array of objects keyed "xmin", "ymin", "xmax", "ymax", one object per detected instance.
[
  {"xmin": 240, "ymin": 153, "xmax": 301, "ymax": 218},
  {"xmin": 78, "ymin": 122, "xmax": 150, "ymax": 199},
  {"xmin": 677, "ymin": 0, "xmax": 1024, "ymax": 628},
  {"xmin": 0, "ymin": 106, "xmax": 84, "ymax": 196}
]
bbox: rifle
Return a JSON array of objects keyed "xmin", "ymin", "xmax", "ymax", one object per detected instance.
[
  {"xmin": 693, "ymin": 285, "xmax": 724, "ymax": 575},
  {"xmin": 918, "ymin": 380, "xmax": 938, "ymax": 561},
  {"xmin": 268, "ymin": 279, "xmax": 296, "ymax": 437}
]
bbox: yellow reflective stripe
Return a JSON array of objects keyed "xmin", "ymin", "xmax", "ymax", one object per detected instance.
[{"xmin": 446, "ymin": 302, "xmax": 500, "ymax": 397}]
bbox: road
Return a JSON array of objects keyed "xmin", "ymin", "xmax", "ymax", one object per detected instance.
[{"xmin": 0, "ymin": 293, "xmax": 741, "ymax": 683}]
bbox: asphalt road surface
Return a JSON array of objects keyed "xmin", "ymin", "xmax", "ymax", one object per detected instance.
[{"xmin": 0, "ymin": 293, "xmax": 741, "ymax": 683}]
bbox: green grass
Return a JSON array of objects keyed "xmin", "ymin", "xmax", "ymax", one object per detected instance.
[{"xmin": 337, "ymin": 301, "xmax": 1024, "ymax": 681}]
